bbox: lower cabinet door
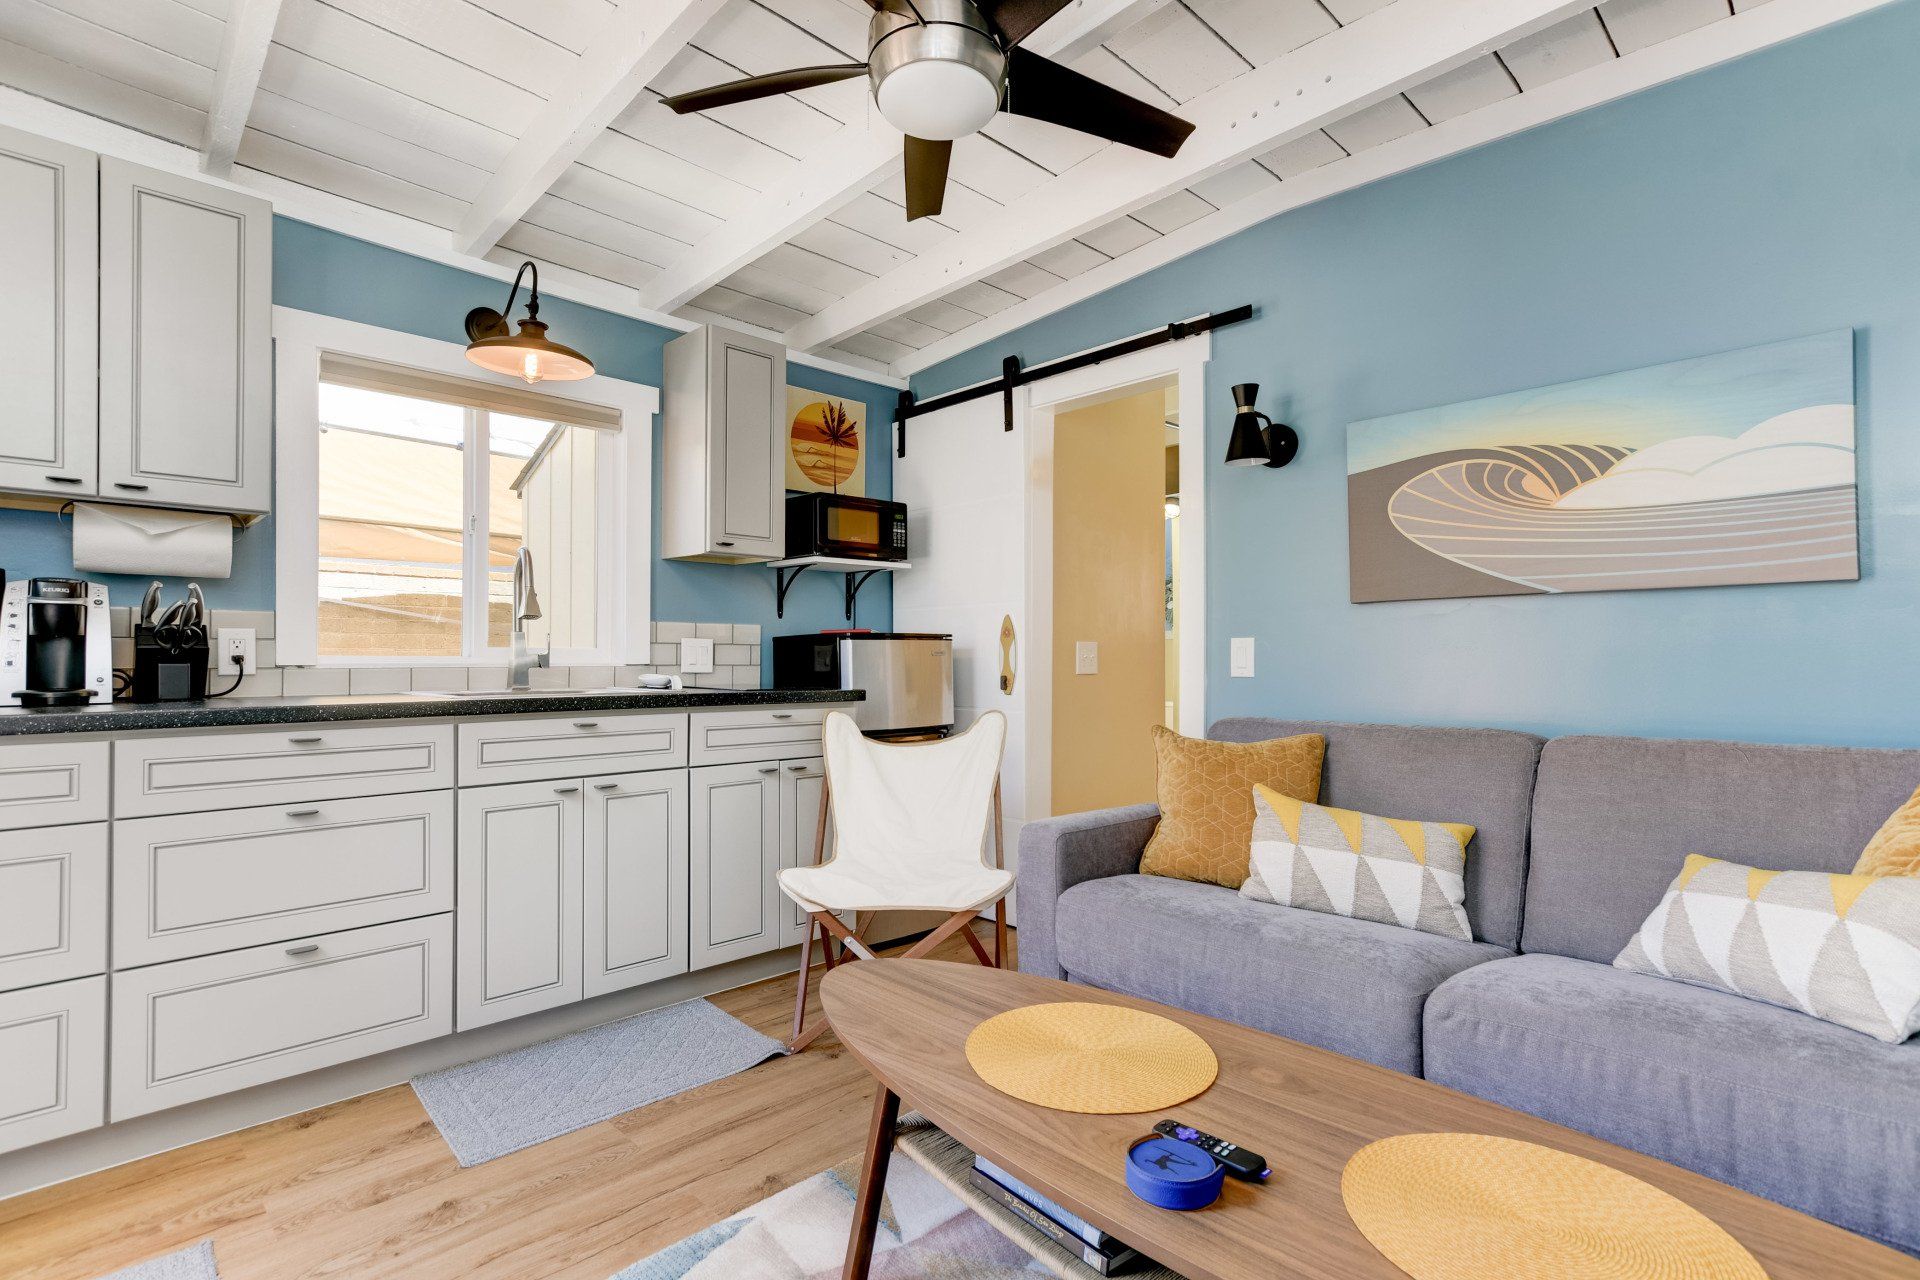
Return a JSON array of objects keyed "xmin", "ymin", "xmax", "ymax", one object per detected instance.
[
  {"xmin": 109, "ymin": 916, "xmax": 452, "ymax": 1121},
  {"xmin": 0, "ymin": 823, "xmax": 107, "ymax": 992},
  {"xmin": 688, "ymin": 762, "xmax": 781, "ymax": 969},
  {"xmin": 0, "ymin": 975, "xmax": 106, "ymax": 1155},
  {"xmin": 456, "ymin": 779, "xmax": 584, "ymax": 1030},
  {"xmin": 584, "ymin": 770, "xmax": 689, "ymax": 999},
  {"xmin": 778, "ymin": 757, "xmax": 833, "ymax": 949}
]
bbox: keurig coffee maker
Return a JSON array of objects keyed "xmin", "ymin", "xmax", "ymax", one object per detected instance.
[{"xmin": 1, "ymin": 577, "xmax": 112, "ymax": 706}]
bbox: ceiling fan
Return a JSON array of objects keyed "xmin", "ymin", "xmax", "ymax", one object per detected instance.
[{"xmin": 658, "ymin": 0, "xmax": 1197, "ymax": 221}]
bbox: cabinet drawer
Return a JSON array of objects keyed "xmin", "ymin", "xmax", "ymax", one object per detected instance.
[
  {"xmin": 113, "ymin": 792, "xmax": 455, "ymax": 967},
  {"xmin": 0, "ymin": 739, "xmax": 108, "ymax": 830},
  {"xmin": 457, "ymin": 711, "xmax": 686, "ymax": 787},
  {"xmin": 110, "ymin": 915, "xmax": 452, "ymax": 1120},
  {"xmin": 0, "ymin": 824, "xmax": 107, "ymax": 992},
  {"xmin": 114, "ymin": 722, "xmax": 454, "ymax": 817},
  {"xmin": 688, "ymin": 706, "xmax": 826, "ymax": 765},
  {"xmin": 0, "ymin": 976, "xmax": 106, "ymax": 1155}
]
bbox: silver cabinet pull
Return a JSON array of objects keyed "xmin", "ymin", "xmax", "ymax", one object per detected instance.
[
  {"xmin": 286, "ymin": 808, "xmax": 320, "ymax": 818},
  {"xmin": 114, "ymin": 481, "xmax": 150, "ymax": 491},
  {"xmin": 285, "ymin": 944, "xmax": 320, "ymax": 957},
  {"xmin": 554, "ymin": 785, "xmax": 581, "ymax": 794},
  {"xmin": 289, "ymin": 735, "xmax": 323, "ymax": 745},
  {"xmin": 592, "ymin": 781, "xmax": 619, "ymax": 791},
  {"xmin": 758, "ymin": 765, "xmax": 780, "ymax": 774},
  {"xmin": 787, "ymin": 764, "xmax": 812, "ymax": 772},
  {"xmin": 573, "ymin": 721, "xmax": 600, "ymax": 729},
  {"xmin": 771, "ymin": 713, "xmax": 793, "ymax": 720}
]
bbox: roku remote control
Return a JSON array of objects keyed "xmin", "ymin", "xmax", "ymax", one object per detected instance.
[{"xmin": 1153, "ymin": 1120, "xmax": 1271, "ymax": 1181}]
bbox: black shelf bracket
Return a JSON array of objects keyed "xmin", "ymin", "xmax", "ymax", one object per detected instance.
[
  {"xmin": 844, "ymin": 569, "xmax": 883, "ymax": 622},
  {"xmin": 774, "ymin": 563, "xmax": 888, "ymax": 622}
]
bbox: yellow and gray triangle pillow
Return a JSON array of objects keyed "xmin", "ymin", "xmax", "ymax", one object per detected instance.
[
  {"xmin": 1239, "ymin": 784, "xmax": 1477, "ymax": 941},
  {"xmin": 1616, "ymin": 855, "xmax": 1920, "ymax": 1043}
]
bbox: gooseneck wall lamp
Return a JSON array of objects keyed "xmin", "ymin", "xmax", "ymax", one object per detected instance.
[
  {"xmin": 1224, "ymin": 382, "xmax": 1298, "ymax": 468},
  {"xmin": 464, "ymin": 260, "xmax": 595, "ymax": 385}
]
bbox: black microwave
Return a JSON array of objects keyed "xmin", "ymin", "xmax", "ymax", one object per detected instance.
[{"xmin": 785, "ymin": 493, "xmax": 909, "ymax": 561}]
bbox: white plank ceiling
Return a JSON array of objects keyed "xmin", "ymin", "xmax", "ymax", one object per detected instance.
[{"xmin": 0, "ymin": 0, "xmax": 1862, "ymax": 378}]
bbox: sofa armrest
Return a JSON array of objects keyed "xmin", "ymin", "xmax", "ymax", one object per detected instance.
[{"xmin": 1015, "ymin": 804, "xmax": 1160, "ymax": 979}]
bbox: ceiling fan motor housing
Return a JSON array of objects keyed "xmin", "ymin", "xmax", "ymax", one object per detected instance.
[{"xmin": 868, "ymin": 0, "xmax": 1008, "ymax": 141}]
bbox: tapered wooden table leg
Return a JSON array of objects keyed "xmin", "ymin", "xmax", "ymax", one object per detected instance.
[{"xmin": 842, "ymin": 1085, "xmax": 900, "ymax": 1280}]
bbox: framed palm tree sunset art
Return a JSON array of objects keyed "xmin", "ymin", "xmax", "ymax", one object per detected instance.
[{"xmin": 785, "ymin": 388, "xmax": 867, "ymax": 496}]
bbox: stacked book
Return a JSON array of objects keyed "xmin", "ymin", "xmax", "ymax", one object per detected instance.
[{"xmin": 970, "ymin": 1155, "xmax": 1143, "ymax": 1275}]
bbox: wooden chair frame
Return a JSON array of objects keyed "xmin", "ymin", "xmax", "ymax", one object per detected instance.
[{"xmin": 787, "ymin": 775, "xmax": 1007, "ymax": 1053}]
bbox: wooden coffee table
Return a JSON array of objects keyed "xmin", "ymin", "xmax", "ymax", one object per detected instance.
[{"xmin": 821, "ymin": 959, "xmax": 1917, "ymax": 1280}]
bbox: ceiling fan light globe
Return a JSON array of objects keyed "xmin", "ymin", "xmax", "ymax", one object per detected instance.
[{"xmin": 875, "ymin": 60, "xmax": 1002, "ymax": 141}]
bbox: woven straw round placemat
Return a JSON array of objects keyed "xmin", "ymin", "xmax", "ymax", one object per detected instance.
[
  {"xmin": 1342, "ymin": 1133, "xmax": 1766, "ymax": 1280},
  {"xmin": 963, "ymin": 1002, "xmax": 1218, "ymax": 1114}
]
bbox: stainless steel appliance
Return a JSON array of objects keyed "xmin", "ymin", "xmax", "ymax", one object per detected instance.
[
  {"xmin": 773, "ymin": 631, "xmax": 953, "ymax": 738},
  {"xmin": 785, "ymin": 493, "xmax": 909, "ymax": 562},
  {"xmin": 2, "ymin": 577, "xmax": 112, "ymax": 706}
]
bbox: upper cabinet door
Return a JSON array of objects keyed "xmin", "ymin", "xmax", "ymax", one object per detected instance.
[
  {"xmin": 709, "ymin": 329, "xmax": 784, "ymax": 560},
  {"xmin": 0, "ymin": 127, "xmax": 96, "ymax": 498},
  {"xmin": 98, "ymin": 159, "xmax": 271, "ymax": 514}
]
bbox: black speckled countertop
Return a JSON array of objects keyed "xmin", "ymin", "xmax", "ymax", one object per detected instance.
[{"xmin": 0, "ymin": 687, "xmax": 863, "ymax": 736}]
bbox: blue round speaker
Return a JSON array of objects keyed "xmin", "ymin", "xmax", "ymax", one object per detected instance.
[{"xmin": 1125, "ymin": 1135, "xmax": 1225, "ymax": 1210}]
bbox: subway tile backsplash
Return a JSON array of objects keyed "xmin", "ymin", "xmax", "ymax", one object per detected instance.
[{"xmin": 112, "ymin": 616, "xmax": 769, "ymax": 696}]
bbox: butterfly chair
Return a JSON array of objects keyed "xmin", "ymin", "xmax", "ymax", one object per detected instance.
[{"xmin": 780, "ymin": 709, "xmax": 1010, "ymax": 1053}]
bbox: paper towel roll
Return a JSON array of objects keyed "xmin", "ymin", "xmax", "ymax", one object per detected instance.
[{"xmin": 71, "ymin": 502, "xmax": 234, "ymax": 579}]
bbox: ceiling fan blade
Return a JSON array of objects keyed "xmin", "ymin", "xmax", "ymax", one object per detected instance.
[
  {"xmin": 976, "ymin": 0, "xmax": 1074, "ymax": 48},
  {"xmin": 660, "ymin": 63, "xmax": 868, "ymax": 114},
  {"xmin": 904, "ymin": 136, "xmax": 951, "ymax": 222},
  {"xmin": 1002, "ymin": 48, "xmax": 1196, "ymax": 158}
]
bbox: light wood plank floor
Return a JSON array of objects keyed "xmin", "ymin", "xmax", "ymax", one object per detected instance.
[{"xmin": 0, "ymin": 926, "xmax": 1011, "ymax": 1280}]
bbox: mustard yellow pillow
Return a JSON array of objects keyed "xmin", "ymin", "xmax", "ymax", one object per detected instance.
[
  {"xmin": 1855, "ymin": 785, "xmax": 1920, "ymax": 877},
  {"xmin": 1138, "ymin": 727, "xmax": 1324, "ymax": 888}
]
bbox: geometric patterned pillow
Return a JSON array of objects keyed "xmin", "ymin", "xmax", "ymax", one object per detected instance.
[
  {"xmin": 1239, "ymin": 783, "xmax": 1477, "ymax": 941},
  {"xmin": 1615, "ymin": 854, "xmax": 1920, "ymax": 1043}
]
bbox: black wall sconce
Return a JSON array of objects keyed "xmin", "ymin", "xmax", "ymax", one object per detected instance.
[
  {"xmin": 1224, "ymin": 382, "xmax": 1298, "ymax": 468},
  {"xmin": 464, "ymin": 260, "xmax": 595, "ymax": 385}
]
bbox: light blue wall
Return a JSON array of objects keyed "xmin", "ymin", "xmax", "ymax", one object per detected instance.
[
  {"xmin": 913, "ymin": 1, "xmax": 1920, "ymax": 748},
  {"xmin": 0, "ymin": 219, "xmax": 897, "ymax": 644}
]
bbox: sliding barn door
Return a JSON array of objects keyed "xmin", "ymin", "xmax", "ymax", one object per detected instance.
[{"xmin": 891, "ymin": 394, "xmax": 1032, "ymax": 923}]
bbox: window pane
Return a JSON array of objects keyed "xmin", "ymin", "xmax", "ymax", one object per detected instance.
[
  {"xmin": 491, "ymin": 414, "xmax": 597, "ymax": 651},
  {"xmin": 316, "ymin": 383, "xmax": 467, "ymax": 658}
]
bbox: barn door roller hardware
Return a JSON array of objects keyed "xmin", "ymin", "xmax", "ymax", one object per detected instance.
[{"xmin": 891, "ymin": 304, "xmax": 1254, "ymax": 457}]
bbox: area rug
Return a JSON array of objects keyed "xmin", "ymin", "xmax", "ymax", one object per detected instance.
[
  {"xmin": 412, "ymin": 998, "xmax": 786, "ymax": 1166},
  {"xmin": 94, "ymin": 1241, "xmax": 219, "ymax": 1280},
  {"xmin": 610, "ymin": 1147, "xmax": 1053, "ymax": 1280}
]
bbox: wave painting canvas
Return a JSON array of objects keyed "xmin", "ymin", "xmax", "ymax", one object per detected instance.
[{"xmin": 1347, "ymin": 330, "xmax": 1858, "ymax": 603}]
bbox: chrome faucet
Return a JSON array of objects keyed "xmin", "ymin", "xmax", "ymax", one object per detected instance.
[{"xmin": 508, "ymin": 547, "xmax": 547, "ymax": 690}]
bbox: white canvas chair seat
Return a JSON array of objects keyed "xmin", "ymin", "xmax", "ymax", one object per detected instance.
[{"xmin": 780, "ymin": 709, "xmax": 1010, "ymax": 1052}]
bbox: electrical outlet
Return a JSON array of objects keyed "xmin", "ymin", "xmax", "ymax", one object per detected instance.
[
  {"xmin": 1230, "ymin": 636, "xmax": 1255, "ymax": 678},
  {"xmin": 680, "ymin": 636, "xmax": 715, "ymax": 674},
  {"xmin": 1074, "ymin": 640, "xmax": 1099, "ymax": 675},
  {"xmin": 219, "ymin": 627, "xmax": 257, "ymax": 676}
]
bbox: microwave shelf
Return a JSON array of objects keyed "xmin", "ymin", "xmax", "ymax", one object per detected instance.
[{"xmin": 768, "ymin": 556, "xmax": 911, "ymax": 622}]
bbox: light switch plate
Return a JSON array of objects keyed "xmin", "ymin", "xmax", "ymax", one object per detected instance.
[
  {"xmin": 680, "ymin": 636, "xmax": 715, "ymax": 674},
  {"xmin": 1230, "ymin": 636, "xmax": 1255, "ymax": 678},
  {"xmin": 1074, "ymin": 640, "xmax": 1098, "ymax": 675}
]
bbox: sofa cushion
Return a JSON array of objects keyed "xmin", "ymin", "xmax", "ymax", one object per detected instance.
[
  {"xmin": 1523, "ymin": 735, "xmax": 1920, "ymax": 964},
  {"xmin": 1056, "ymin": 873, "xmax": 1510, "ymax": 1075},
  {"xmin": 1210, "ymin": 719, "xmax": 1544, "ymax": 949},
  {"xmin": 1425, "ymin": 953, "xmax": 1920, "ymax": 1254}
]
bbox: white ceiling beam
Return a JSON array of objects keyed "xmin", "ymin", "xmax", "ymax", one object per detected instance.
[
  {"xmin": 455, "ymin": 0, "xmax": 728, "ymax": 257},
  {"xmin": 785, "ymin": 0, "xmax": 1596, "ymax": 352},
  {"xmin": 200, "ymin": 0, "xmax": 286, "ymax": 177},
  {"xmin": 634, "ymin": 0, "xmax": 1169, "ymax": 315},
  {"xmin": 895, "ymin": 0, "xmax": 1899, "ymax": 376}
]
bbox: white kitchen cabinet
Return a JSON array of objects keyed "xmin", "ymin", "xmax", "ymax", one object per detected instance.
[
  {"xmin": 98, "ymin": 158, "xmax": 272, "ymax": 514},
  {"xmin": 688, "ymin": 761, "xmax": 782, "ymax": 968},
  {"xmin": 456, "ymin": 779, "xmax": 584, "ymax": 1030},
  {"xmin": 458, "ymin": 711, "xmax": 686, "ymax": 788},
  {"xmin": 778, "ymin": 757, "xmax": 832, "ymax": 949},
  {"xmin": 114, "ymin": 722, "xmax": 454, "ymax": 817},
  {"xmin": 584, "ymin": 770, "xmax": 689, "ymax": 998},
  {"xmin": 689, "ymin": 706, "xmax": 827, "ymax": 766},
  {"xmin": 661, "ymin": 324, "xmax": 786, "ymax": 562},
  {"xmin": 0, "ymin": 738, "xmax": 108, "ymax": 832},
  {"xmin": 0, "ymin": 824, "xmax": 107, "ymax": 993},
  {"xmin": 0, "ymin": 976, "xmax": 106, "ymax": 1155},
  {"xmin": 0, "ymin": 125, "xmax": 97, "ymax": 499}
]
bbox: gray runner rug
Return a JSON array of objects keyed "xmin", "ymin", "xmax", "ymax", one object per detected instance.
[
  {"xmin": 95, "ymin": 1241, "xmax": 219, "ymax": 1280},
  {"xmin": 412, "ymin": 998, "xmax": 786, "ymax": 1166}
]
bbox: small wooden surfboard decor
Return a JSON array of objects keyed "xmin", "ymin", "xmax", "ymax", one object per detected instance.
[{"xmin": 999, "ymin": 615, "xmax": 1017, "ymax": 694}]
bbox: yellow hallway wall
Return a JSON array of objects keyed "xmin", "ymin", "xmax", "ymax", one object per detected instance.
[{"xmin": 1052, "ymin": 385, "xmax": 1171, "ymax": 814}]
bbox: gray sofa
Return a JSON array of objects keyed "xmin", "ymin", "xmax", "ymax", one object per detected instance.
[{"xmin": 1016, "ymin": 718, "xmax": 1920, "ymax": 1254}]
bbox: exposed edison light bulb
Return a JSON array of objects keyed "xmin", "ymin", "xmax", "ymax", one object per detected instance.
[{"xmin": 522, "ymin": 350, "xmax": 543, "ymax": 384}]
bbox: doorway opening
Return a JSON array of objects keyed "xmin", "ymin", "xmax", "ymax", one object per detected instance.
[{"xmin": 1048, "ymin": 375, "xmax": 1180, "ymax": 816}]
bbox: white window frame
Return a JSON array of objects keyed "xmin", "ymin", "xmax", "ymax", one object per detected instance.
[{"xmin": 272, "ymin": 306, "xmax": 656, "ymax": 668}]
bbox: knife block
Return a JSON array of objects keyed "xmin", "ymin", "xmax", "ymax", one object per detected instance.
[{"xmin": 132, "ymin": 624, "xmax": 210, "ymax": 701}]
